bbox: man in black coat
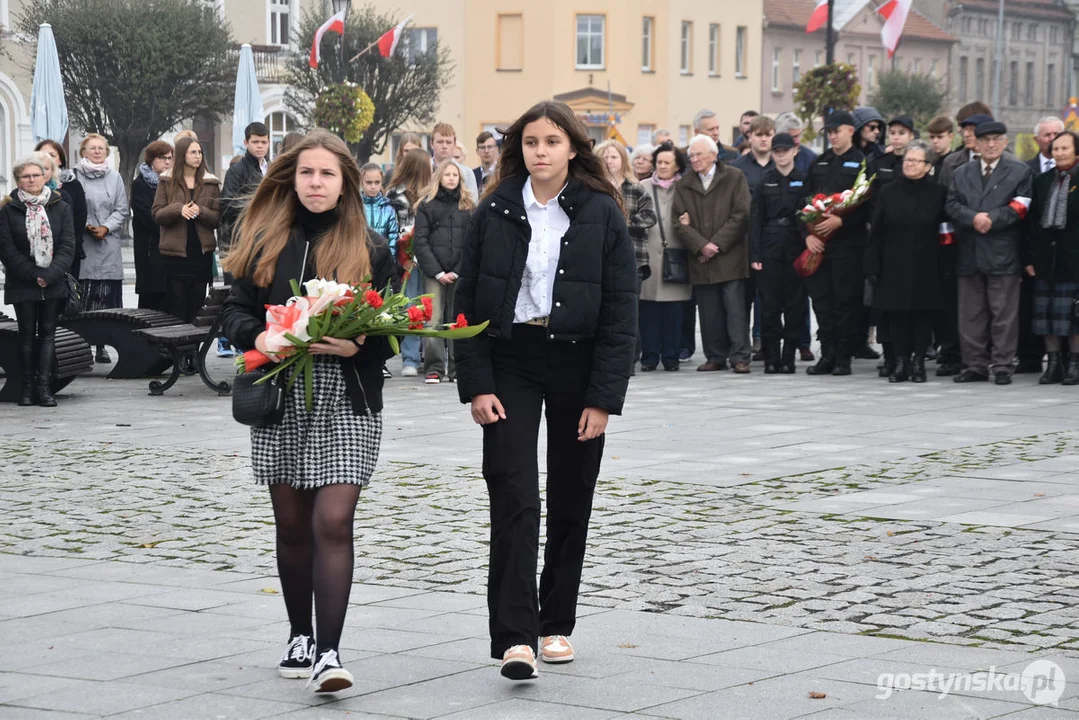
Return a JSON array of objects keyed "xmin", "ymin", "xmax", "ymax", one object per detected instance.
[
  {"xmin": 925, "ymin": 114, "xmax": 963, "ymax": 375},
  {"xmin": 803, "ymin": 110, "xmax": 870, "ymax": 376},
  {"xmin": 220, "ymin": 122, "xmax": 270, "ymax": 255}
]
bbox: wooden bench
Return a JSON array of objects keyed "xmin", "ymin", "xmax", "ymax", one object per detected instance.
[
  {"xmin": 132, "ymin": 287, "xmax": 232, "ymax": 396},
  {"xmin": 0, "ymin": 313, "xmax": 94, "ymax": 403},
  {"xmin": 60, "ymin": 308, "xmax": 181, "ymax": 379}
]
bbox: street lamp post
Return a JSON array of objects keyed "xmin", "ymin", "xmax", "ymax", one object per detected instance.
[{"xmin": 331, "ymin": 0, "xmax": 350, "ymax": 79}]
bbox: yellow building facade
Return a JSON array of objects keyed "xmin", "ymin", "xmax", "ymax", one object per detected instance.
[{"xmin": 368, "ymin": 0, "xmax": 764, "ymax": 163}]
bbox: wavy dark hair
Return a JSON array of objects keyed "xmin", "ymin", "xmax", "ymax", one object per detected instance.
[
  {"xmin": 485, "ymin": 100, "xmax": 620, "ymax": 207},
  {"xmin": 171, "ymin": 136, "xmax": 208, "ymax": 193},
  {"xmin": 652, "ymin": 142, "xmax": 687, "ymax": 175}
]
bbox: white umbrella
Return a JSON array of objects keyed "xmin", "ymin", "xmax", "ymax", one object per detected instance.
[
  {"xmin": 232, "ymin": 44, "xmax": 264, "ymax": 156},
  {"xmin": 30, "ymin": 23, "xmax": 68, "ymax": 144}
]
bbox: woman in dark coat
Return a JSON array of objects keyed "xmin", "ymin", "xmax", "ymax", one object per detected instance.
[
  {"xmin": 131, "ymin": 141, "xmax": 173, "ymax": 311},
  {"xmin": 865, "ymin": 141, "xmax": 948, "ymax": 383},
  {"xmin": 1027, "ymin": 130, "xmax": 1079, "ymax": 385},
  {"xmin": 35, "ymin": 140, "xmax": 87, "ymax": 279},
  {"xmin": 0, "ymin": 156, "xmax": 77, "ymax": 406}
]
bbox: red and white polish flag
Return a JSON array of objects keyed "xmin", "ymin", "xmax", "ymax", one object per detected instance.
[
  {"xmin": 309, "ymin": 9, "xmax": 347, "ymax": 68},
  {"xmin": 1008, "ymin": 197, "xmax": 1032, "ymax": 219},
  {"xmin": 938, "ymin": 222, "xmax": 955, "ymax": 246},
  {"xmin": 879, "ymin": 0, "xmax": 913, "ymax": 58},
  {"xmin": 377, "ymin": 15, "xmax": 414, "ymax": 58},
  {"xmin": 806, "ymin": 0, "xmax": 829, "ymax": 33}
]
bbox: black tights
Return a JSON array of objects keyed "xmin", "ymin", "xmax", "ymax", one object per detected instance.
[
  {"xmin": 269, "ymin": 483, "xmax": 362, "ymax": 656},
  {"xmin": 166, "ymin": 278, "xmax": 207, "ymax": 323}
]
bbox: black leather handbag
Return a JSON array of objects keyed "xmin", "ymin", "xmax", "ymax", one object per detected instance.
[
  {"xmin": 232, "ymin": 366, "xmax": 285, "ymax": 427},
  {"xmin": 652, "ymin": 184, "xmax": 689, "ymax": 284},
  {"xmin": 62, "ymin": 273, "xmax": 82, "ymax": 317}
]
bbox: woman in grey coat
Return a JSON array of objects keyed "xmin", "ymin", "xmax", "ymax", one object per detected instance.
[
  {"xmin": 638, "ymin": 143, "xmax": 692, "ymax": 371},
  {"xmin": 74, "ymin": 133, "xmax": 129, "ymax": 363}
]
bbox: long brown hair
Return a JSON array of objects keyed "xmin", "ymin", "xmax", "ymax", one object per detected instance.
[
  {"xmin": 223, "ymin": 129, "xmax": 371, "ymax": 287},
  {"xmin": 394, "ymin": 132, "xmax": 423, "ymax": 166},
  {"xmin": 422, "ymin": 159, "xmax": 475, "ymax": 211},
  {"xmin": 485, "ymin": 100, "xmax": 620, "ymax": 207},
  {"xmin": 170, "ymin": 136, "xmax": 208, "ymax": 193},
  {"xmin": 390, "ymin": 148, "xmax": 433, "ymax": 212}
]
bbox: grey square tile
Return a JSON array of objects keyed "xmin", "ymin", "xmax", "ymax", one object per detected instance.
[
  {"xmin": 435, "ymin": 698, "xmax": 620, "ymax": 720},
  {"xmin": 105, "ymin": 692, "xmax": 307, "ymax": 719},
  {"xmin": 12, "ymin": 680, "xmax": 196, "ymax": 716}
]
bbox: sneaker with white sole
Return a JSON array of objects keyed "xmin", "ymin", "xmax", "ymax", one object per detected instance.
[
  {"xmin": 306, "ymin": 649, "xmax": 354, "ymax": 693},
  {"xmin": 540, "ymin": 635, "xmax": 575, "ymax": 664},
  {"xmin": 382, "ymin": 364, "xmax": 393, "ymax": 379},
  {"xmin": 500, "ymin": 644, "xmax": 538, "ymax": 680},
  {"xmin": 402, "ymin": 365, "xmax": 419, "ymax": 377},
  {"xmin": 424, "ymin": 373, "xmax": 441, "ymax": 384},
  {"xmin": 278, "ymin": 634, "xmax": 315, "ymax": 678}
]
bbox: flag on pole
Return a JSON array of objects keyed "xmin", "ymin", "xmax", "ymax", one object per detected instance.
[
  {"xmin": 806, "ymin": 0, "xmax": 829, "ymax": 33},
  {"xmin": 879, "ymin": 0, "xmax": 914, "ymax": 58},
  {"xmin": 309, "ymin": 9, "xmax": 347, "ymax": 68},
  {"xmin": 377, "ymin": 15, "xmax": 414, "ymax": 58}
]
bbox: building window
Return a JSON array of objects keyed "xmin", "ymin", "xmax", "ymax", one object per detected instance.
[
  {"xmin": 1011, "ymin": 22, "xmax": 1021, "ymax": 41},
  {"xmin": 1048, "ymin": 63, "xmax": 1056, "ymax": 107},
  {"xmin": 815, "ymin": 50, "xmax": 823, "ymax": 67},
  {"xmin": 405, "ymin": 28, "xmax": 438, "ymax": 65},
  {"xmin": 792, "ymin": 49, "xmax": 801, "ymax": 84},
  {"xmin": 709, "ymin": 24, "xmax": 720, "ymax": 76},
  {"xmin": 1009, "ymin": 61, "xmax": 1018, "ymax": 105},
  {"xmin": 268, "ymin": 0, "xmax": 290, "ymax": 47},
  {"xmin": 1051, "ymin": 26, "xmax": 1059, "ymax": 44},
  {"xmin": 642, "ymin": 17, "xmax": 654, "ymax": 71},
  {"xmin": 771, "ymin": 48, "xmax": 781, "ymax": 91},
  {"xmin": 497, "ymin": 14, "xmax": 523, "ymax": 71},
  {"xmin": 265, "ymin": 111, "xmax": 297, "ymax": 159},
  {"xmin": 681, "ymin": 21, "xmax": 692, "ymax": 74},
  {"xmin": 846, "ymin": 52, "xmax": 856, "ymax": 67},
  {"xmin": 636, "ymin": 125, "xmax": 655, "ymax": 147},
  {"xmin": 867, "ymin": 54, "xmax": 877, "ymax": 89},
  {"xmin": 930, "ymin": 59, "xmax": 939, "ymax": 77},
  {"xmin": 912, "ymin": 58, "xmax": 920, "ymax": 73},
  {"xmin": 1028, "ymin": 23, "xmax": 1037, "ymax": 41},
  {"xmin": 576, "ymin": 14, "xmax": 605, "ymax": 69},
  {"xmin": 1026, "ymin": 61, "xmax": 1035, "ymax": 105},
  {"xmin": 979, "ymin": 18, "xmax": 989, "ymax": 35},
  {"xmin": 678, "ymin": 125, "xmax": 691, "ymax": 146},
  {"xmin": 991, "ymin": 59, "xmax": 998, "ymax": 98},
  {"xmin": 962, "ymin": 17, "xmax": 972, "ymax": 33},
  {"xmin": 959, "ymin": 56, "xmax": 968, "ymax": 102},
  {"xmin": 975, "ymin": 58, "xmax": 985, "ymax": 99},
  {"xmin": 735, "ymin": 26, "xmax": 747, "ymax": 77}
]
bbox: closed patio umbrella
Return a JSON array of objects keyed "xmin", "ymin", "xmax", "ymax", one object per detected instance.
[
  {"xmin": 30, "ymin": 23, "xmax": 68, "ymax": 144},
  {"xmin": 232, "ymin": 44, "xmax": 264, "ymax": 157}
]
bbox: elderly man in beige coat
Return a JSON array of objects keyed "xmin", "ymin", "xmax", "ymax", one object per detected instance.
[{"xmin": 672, "ymin": 135, "xmax": 752, "ymax": 372}]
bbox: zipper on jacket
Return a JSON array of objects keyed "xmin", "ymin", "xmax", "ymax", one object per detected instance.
[{"xmin": 351, "ymin": 361, "xmax": 373, "ymax": 417}]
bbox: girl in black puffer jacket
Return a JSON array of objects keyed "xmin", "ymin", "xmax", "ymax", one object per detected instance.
[{"xmin": 413, "ymin": 159, "xmax": 475, "ymax": 383}]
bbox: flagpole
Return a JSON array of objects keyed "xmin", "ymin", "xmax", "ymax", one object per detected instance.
[
  {"xmin": 992, "ymin": 0, "xmax": 1004, "ymax": 117},
  {"xmin": 349, "ymin": 38, "xmax": 380, "ymax": 64},
  {"xmin": 825, "ymin": 0, "xmax": 835, "ymax": 65}
]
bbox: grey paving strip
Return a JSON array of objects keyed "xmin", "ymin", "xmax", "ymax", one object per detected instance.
[{"xmin": 2, "ymin": 431, "xmax": 1077, "ymax": 654}]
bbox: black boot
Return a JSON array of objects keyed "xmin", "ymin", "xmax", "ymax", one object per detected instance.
[
  {"xmin": 763, "ymin": 342, "xmax": 781, "ymax": 374},
  {"xmin": 1039, "ymin": 352, "xmax": 1064, "ymax": 384},
  {"xmin": 807, "ymin": 343, "xmax": 835, "ymax": 375},
  {"xmin": 1063, "ymin": 357, "xmax": 1079, "ymax": 386},
  {"xmin": 831, "ymin": 346, "xmax": 852, "ymax": 376},
  {"xmin": 17, "ymin": 337, "xmax": 35, "ymax": 406},
  {"xmin": 36, "ymin": 339, "xmax": 56, "ymax": 407},
  {"xmin": 889, "ymin": 356, "xmax": 910, "ymax": 383},
  {"xmin": 878, "ymin": 346, "xmax": 896, "ymax": 378},
  {"xmin": 780, "ymin": 343, "xmax": 797, "ymax": 374},
  {"xmin": 910, "ymin": 355, "xmax": 927, "ymax": 383}
]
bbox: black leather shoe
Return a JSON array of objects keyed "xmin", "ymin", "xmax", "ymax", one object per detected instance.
[
  {"xmin": 854, "ymin": 346, "xmax": 881, "ymax": 360},
  {"xmin": 1063, "ymin": 359, "xmax": 1079, "ymax": 385},
  {"xmin": 995, "ymin": 371, "xmax": 1013, "ymax": 385},
  {"xmin": 780, "ymin": 363, "xmax": 796, "ymax": 374},
  {"xmin": 806, "ymin": 359, "xmax": 835, "ymax": 375},
  {"xmin": 640, "ymin": 365, "xmax": 657, "ymax": 372},
  {"xmin": 1039, "ymin": 352, "xmax": 1063, "ymax": 384},
  {"xmin": 831, "ymin": 363, "xmax": 852, "ymax": 376},
  {"xmin": 764, "ymin": 364, "xmax": 780, "ymax": 374},
  {"xmin": 910, "ymin": 357, "xmax": 927, "ymax": 383},
  {"xmin": 953, "ymin": 369, "xmax": 989, "ymax": 383}
]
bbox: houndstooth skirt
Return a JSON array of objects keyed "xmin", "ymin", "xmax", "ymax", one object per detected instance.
[{"xmin": 251, "ymin": 356, "xmax": 382, "ymax": 490}]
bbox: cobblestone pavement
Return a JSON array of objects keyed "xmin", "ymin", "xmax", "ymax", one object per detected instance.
[{"xmin": 4, "ymin": 426, "xmax": 1077, "ymax": 655}]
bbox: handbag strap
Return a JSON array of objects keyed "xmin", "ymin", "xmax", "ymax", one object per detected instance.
[{"xmin": 651, "ymin": 183, "xmax": 668, "ymax": 249}]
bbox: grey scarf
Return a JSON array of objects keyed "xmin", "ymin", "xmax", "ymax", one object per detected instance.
[{"xmin": 1041, "ymin": 168, "xmax": 1072, "ymax": 230}]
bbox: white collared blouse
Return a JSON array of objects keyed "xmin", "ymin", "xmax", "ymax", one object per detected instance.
[{"xmin": 514, "ymin": 178, "xmax": 570, "ymax": 323}]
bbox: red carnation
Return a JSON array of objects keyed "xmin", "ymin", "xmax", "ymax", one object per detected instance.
[
  {"xmin": 421, "ymin": 296, "xmax": 434, "ymax": 321},
  {"xmin": 813, "ymin": 193, "xmax": 828, "ymax": 202},
  {"xmin": 407, "ymin": 305, "xmax": 425, "ymax": 324},
  {"xmin": 363, "ymin": 289, "xmax": 383, "ymax": 309},
  {"xmin": 450, "ymin": 313, "xmax": 468, "ymax": 329}
]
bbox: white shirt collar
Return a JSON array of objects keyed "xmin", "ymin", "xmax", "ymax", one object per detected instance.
[
  {"xmin": 523, "ymin": 177, "xmax": 567, "ymax": 210},
  {"xmin": 1041, "ymin": 153, "xmax": 1056, "ymax": 172},
  {"xmin": 980, "ymin": 158, "xmax": 1000, "ymax": 174}
]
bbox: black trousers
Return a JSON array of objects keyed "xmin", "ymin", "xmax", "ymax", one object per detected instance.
[
  {"xmin": 680, "ymin": 289, "xmax": 697, "ymax": 354},
  {"xmin": 934, "ymin": 275, "xmax": 961, "ymax": 365},
  {"xmin": 758, "ymin": 259, "xmax": 808, "ymax": 358},
  {"xmin": 1018, "ymin": 272, "xmax": 1043, "ymax": 364},
  {"xmin": 805, "ymin": 247, "xmax": 863, "ymax": 358},
  {"xmin": 14, "ymin": 299, "xmax": 62, "ymax": 379},
  {"xmin": 138, "ymin": 292, "xmax": 169, "ymax": 312},
  {"xmin": 639, "ymin": 300, "xmax": 684, "ymax": 369},
  {"xmin": 884, "ymin": 310, "xmax": 934, "ymax": 358},
  {"xmin": 482, "ymin": 325, "xmax": 604, "ymax": 659},
  {"xmin": 166, "ymin": 278, "xmax": 207, "ymax": 324}
]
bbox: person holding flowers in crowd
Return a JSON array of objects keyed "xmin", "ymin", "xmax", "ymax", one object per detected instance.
[
  {"xmin": 220, "ymin": 129, "xmax": 397, "ymax": 695},
  {"xmin": 74, "ymin": 133, "xmax": 129, "ymax": 364},
  {"xmin": 864, "ymin": 140, "xmax": 949, "ymax": 383},
  {"xmin": 1027, "ymin": 130, "xmax": 1079, "ymax": 385},
  {"xmin": 414, "ymin": 158, "xmax": 474, "ymax": 384},
  {"xmin": 454, "ymin": 100, "xmax": 637, "ymax": 681},
  {"xmin": 385, "ymin": 148, "xmax": 433, "ymax": 376}
]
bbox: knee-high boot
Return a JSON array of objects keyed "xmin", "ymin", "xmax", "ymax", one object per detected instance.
[
  {"xmin": 36, "ymin": 336, "xmax": 56, "ymax": 407},
  {"xmin": 18, "ymin": 336, "xmax": 35, "ymax": 406}
]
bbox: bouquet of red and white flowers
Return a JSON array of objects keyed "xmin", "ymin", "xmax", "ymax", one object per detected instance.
[
  {"xmin": 236, "ymin": 277, "xmax": 484, "ymax": 409},
  {"xmin": 794, "ymin": 161, "xmax": 875, "ymax": 277},
  {"xmin": 396, "ymin": 225, "xmax": 416, "ymax": 283}
]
